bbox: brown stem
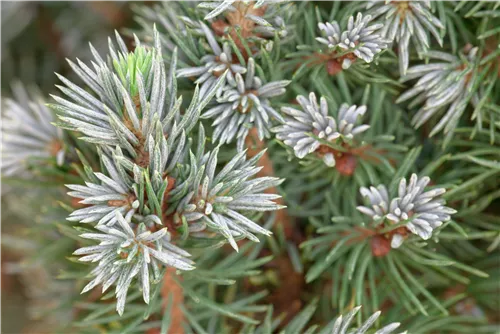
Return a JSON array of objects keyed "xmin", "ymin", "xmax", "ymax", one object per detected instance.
[
  {"xmin": 161, "ymin": 268, "xmax": 185, "ymax": 334},
  {"xmin": 243, "ymin": 129, "xmax": 307, "ymax": 329},
  {"xmin": 245, "ymin": 128, "xmax": 294, "ymax": 239},
  {"xmin": 211, "ymin": 1, "xmax": 268, "ymax": 60},
  {"xmin": 148, "ymin": 268, "xmax": 185, "ymax": 334}
]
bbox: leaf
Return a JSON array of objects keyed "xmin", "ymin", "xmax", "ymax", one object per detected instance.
[
  {"xmin": 395, "ymin": 256, "xmax": 448, "ymax": 315},
  {"xmin": 183, "ymin": 287, "xmax": 260, "ymax": 325},
  {"xmin": 306, "ymin": 239, "xmax": 349, "ymax": 283},
  {"xmin": 444, "ymin": 169, "xmax": 499, "ymax": 199},
  {"xmin": 287, "ymin": 242, "xmax": 304, "ymax": 273},
  {"xmin": 160, "ymin": 294, "xmax": 174, "ymax": 334},
  {"xmin": 280, "ymin": 299, "xmax": 318, "ymax": 334},
  {"xmin": 389, "ymin": 147, "xmax": 422, "ymax": 196},
  {"xmin": 345, "ymin": 243, "xmax": 366, "ymax": 281},
  {"xmin": 467, "ymin": 156, "xmax": 500, "ymax": 170},
  {"xmin": 386, "ymin": 253, "xmax": 428, "ymax": 316}
]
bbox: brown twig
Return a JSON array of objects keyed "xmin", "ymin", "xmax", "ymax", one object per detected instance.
[
  {"xmin": 147, "ymin": 268, "xmax": 185, "ymax": 334},
  {"xmin": 245, "ymin": 128, "xmax": 294, "ymax": 239},
  {"xmin": 211, "ymin": 1, "xmax": 268, "ymax": 59},
  {"xmin": 161, "ymin": 268, "xmax": 185, "ymax": 334},
  {"xmin": 243, "ymin": 128, "xmax": 310, "ymax": 328}
]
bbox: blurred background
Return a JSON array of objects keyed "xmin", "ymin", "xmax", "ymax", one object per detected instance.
[
  {"xmin": 1, "ymin": 2, "xmax": 138, "ymax": 332},
  {"xmin": 1, "ymin": 1, "xmax": 138, "ymax": 93}
]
